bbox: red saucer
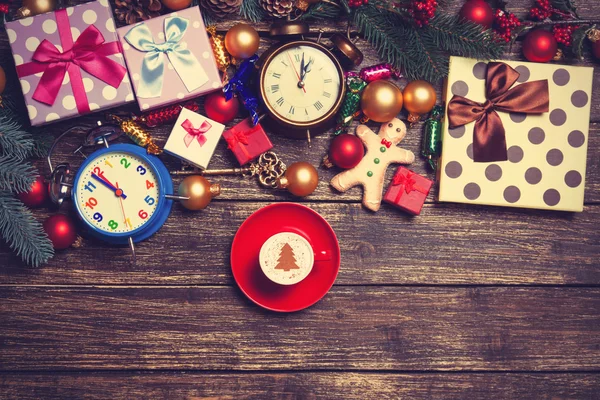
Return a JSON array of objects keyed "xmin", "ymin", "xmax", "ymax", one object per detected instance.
[{"xmin": 231, "ymin": 203, "xmax": 341, "ymax": 312}]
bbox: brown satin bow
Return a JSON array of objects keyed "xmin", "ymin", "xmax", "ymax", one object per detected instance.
[{"xmin": 447, "ymin": 62, "xmax": 549, "ymax": 162}]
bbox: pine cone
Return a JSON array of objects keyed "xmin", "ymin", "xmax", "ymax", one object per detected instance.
[
  {"xmin": 114, "ymin": 0, "xmax": 162, "ymax": 25},
  {"xmin": 260, "ymin": 0, "xmax": 294, "ymax": 18},
  {"xmin": 200, "ymin": 0, "xmax": 242, "ymax": 18}
]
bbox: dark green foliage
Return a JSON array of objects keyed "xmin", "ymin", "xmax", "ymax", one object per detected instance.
[
  {"xmin": 427, "ymin": 14, "xmax": 503, "ymax": 61},
  {"xmin": 300, "ymin": 1, "xmax": 344, "ymax": 20},
  {"xmin": 571, "ymin": 25, "xmax": 593, "ymax": 59},
  {"xmin": 354, "ymin": 4, "xmax": 503, "ymax": 82},
  {"xmin": 550, "ymin": 0, "xmax": 578, "ymax": 17},
  {"xmin": 0, "ymin": 109, "xmax": 35, "ymax": 160},
  {"xmin": 0, "ymin": 154, "xmax": 37, "ymax": 193},
  {"xmin": 240, "ymin": 0, "xmax": 266, "ymax": 22},
  {"xmin": 0, "ymin": 191, "xmax": 54, "ymax": 267},
  {"xmin": 0, "ymin": 64, "xmax": 54, "ymax": 267}
]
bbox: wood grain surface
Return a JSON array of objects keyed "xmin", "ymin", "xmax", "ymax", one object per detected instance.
[
  {"xmin": 1, "ymin": 373, "xmax": 599, "ymax": 399},
  {"xmin": 1, "ymin": 0, "xmax": 599, "ymax": 397}
]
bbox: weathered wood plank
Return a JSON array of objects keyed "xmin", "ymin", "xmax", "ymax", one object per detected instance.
[
  {"xmin": 1, "ymin": 287, "xmax": 599, "ymax": 371},
  {"xmin": 1, "ymin": 372, "xmax": 599, "ymax": 399},
  {"xmin": 1, "ymin": 202, "xmax": 598, "ymax": 284}
]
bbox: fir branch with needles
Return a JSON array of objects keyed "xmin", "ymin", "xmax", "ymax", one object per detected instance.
[
  {"xmin": 0, "ymin": 154, "xmax": 37, "ymax": 193},
  {"xmin": 300, "ymin": 0, "xmax": 344, "ymax": 20},
  {"xmin": 0, "ymin": 191, "xmax": 54, "ymax": 267},
  {"xmin": 353, "ymin": 2, "xmax": 503, "ymax": 82},
  {"xmin": 240, "ymin": 0, "xmax": 266, "ymax": 22},
  {"xmin": 0, "ymin": 109, "xmax": 35, "ymax": 160}
]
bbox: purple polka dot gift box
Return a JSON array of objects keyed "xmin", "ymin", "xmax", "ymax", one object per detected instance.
[
  {"xmin": 5, "ymin": 0, "xmax": 134, "ymax": 126},
  {"xmin": 438, "ymin": 56, "xmax": 593, "ymax": 212},
  {"xmin": 116, "ymin": 7, "xmax": 222, "ymax": 112}
]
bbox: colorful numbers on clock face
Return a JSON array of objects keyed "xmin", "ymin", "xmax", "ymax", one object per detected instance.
[{"xmin": 76, "ymin": 152, "xmax": 160, "ymax": 234}]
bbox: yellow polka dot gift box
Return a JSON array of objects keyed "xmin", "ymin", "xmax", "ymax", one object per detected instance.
[
  {"xmin": 116, "ymin": 7, "xmax": 222, "ymax": 112},
  {"xmin": 5, "ymin": 0, "xmax": 134, "ymax": 126},
  {"xmin": 438, "ymin": 56, "xmax": 593, "ymax": 212}
]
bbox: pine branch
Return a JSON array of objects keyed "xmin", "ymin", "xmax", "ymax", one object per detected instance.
[
  {"xmin": 0, "ymin": 154, "xmax": 37, "ymax": 193},
  {"xmin": 571, "ymin": 25, "xmax": 594, "ymax": 59},
  {"xmin": 0, "ymin": 108, "xmax": 35, "ymax": 160},
  {"xmin": 0, "ymin": 191, "xmax": 54, "ymax": 267},
  {"xmin": 353, "ymin": 5, "xmax": 423, "ymax": 80},
  {"xmin": 300, "ymin": 1, "xmax": 343, "ymax": 20},
  {"xmin": 426, "ymin": 14, "xmax": 503, "ymax": 61},
  {"xmin": 550, "ymin": 0, "xmax": 578, "ymax": 17},
  {"xmin": 240, "ymin": 0, "xmax": 266, "ymax": 22},
  {"xmin": 31, "ymin": 133, "xmax": 53, "ymax": 159}
]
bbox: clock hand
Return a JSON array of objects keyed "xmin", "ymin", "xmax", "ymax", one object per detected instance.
[
  {"xmin": 286, "ymin": 51, "xmax": 306, "ymax": 93},
  {"xmin": 300, "ymin": 53, "xmax": 306, "ymax": 82},
  {"xmin": 91, "ymin": 173, "xmax": 127, "ymax": 199},
  {"xmin": 116, "ymin": 182, "xmax": 130, "ymax": 229}
]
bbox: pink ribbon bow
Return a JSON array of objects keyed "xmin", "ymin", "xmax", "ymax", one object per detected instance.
[
  {"xmin": 16, "ymin": 9, "xmax": 126, "ymax": 114},
  {"xmin": 182, "ymin": 119, "xmax": 212, "ymax": 147}
]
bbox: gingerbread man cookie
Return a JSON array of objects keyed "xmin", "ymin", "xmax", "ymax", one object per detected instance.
[{"xmin": 330, "ymin": 118, "xmax": 415, "ymax": 211}]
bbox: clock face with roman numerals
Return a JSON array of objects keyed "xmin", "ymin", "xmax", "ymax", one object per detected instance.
[{"xmin": 261, "ymin": 42, "xmax": 344, "ymax": 127}]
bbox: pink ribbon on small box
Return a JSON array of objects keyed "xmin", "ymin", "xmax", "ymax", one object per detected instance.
[
  {"xmin": 15, "ymin": 9, "xmax": 126, "ymax": 114},
  {"xmin": 225, "ymin": 124, "xmax": 263, "ymax": 159},
  {"xmin": 181, "ymin": 119, "xmax": 212, "ymax": 147},
  {"xmin": 392, "ymin": 170, "xmax": 428, "ymax": 203}
]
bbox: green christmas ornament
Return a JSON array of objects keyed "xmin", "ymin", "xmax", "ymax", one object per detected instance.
[
  {"xmin": 421, "ymin": 105, "xmax": 444, "ymax": 170},
  {"xmin": 333, "ymin": 76, "xmax": 367, "ymax": 135}
]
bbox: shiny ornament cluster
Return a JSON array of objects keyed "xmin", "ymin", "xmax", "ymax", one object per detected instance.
[
  {"xmin": 493, "ymin": 9, "xmax": 521, "ymax": 42},
  {"xmin": 408, "ymin": 0, "xmax": 438, "ymax": 27},
  {"xmin": 553, "ymin": 24, "xmax": 579, "ymax": 47}
]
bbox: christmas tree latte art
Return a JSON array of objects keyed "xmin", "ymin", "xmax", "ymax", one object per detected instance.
[{"xmin": 259, "ymin": 232, "xmax": 314, "ymax": 285}]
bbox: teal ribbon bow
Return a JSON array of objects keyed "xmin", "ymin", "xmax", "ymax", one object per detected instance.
[{"xmin": 124, "ymin": 16, "xmax": 208, "ymax": 98}]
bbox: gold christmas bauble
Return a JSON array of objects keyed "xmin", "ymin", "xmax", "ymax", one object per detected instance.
[
  {"xmin": 224, "ymin": 24, "xmax": 260, "ymax": 59},
  {"xmin": 360, "ymin": 80, "xmax": 403, "ymax": 123},
  {"xmin": 277, "ymin": 162, "xmax": 319, "ymax": 197},
  {"xmin": 17, "ymin": 0, "xmax": 56, "ymax": 17},
  {"xmin": 403, "ymin": 80, "xmax": 437, "ymax": 122},
  {"xmin": 178, "ymin": 176, "xmax": 221, "ymax": 210},
  {"xmin": 162, "ymin": 0, "xmax": 192, "ymax": 10},
  {"xmin": 0, "ymin": 66, "xmax": 6, "ymax": 95}
]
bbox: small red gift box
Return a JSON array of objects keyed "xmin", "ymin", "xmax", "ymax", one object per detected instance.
[
  {"xmin": 223, "ymin": 118, "xmax": 273, "ymax": 165},
  {"xmin": 383, "ymin": 167, "xmax": 433, "ymax": 215}
]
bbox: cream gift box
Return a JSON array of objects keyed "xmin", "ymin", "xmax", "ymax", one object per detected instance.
[
  {"xmin": 163, "ymin": 107, "xmax": 224, "ymax": 169},
  {"xmin": 438, "ymin": 56, "xmax": 593, "ymax": 212}
]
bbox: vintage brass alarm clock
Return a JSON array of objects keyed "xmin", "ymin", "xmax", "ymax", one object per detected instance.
[{"xmin": 256, "ymin": 22, "xmax": 362, "ymax": 141}]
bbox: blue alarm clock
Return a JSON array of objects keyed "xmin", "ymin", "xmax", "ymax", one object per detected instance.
[{"xmin": 71, "ymin": 143, "xmax": 173, "ymax": 245}]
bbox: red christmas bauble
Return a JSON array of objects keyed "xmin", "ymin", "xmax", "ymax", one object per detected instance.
[
  {"xmin": 329, "ymin": 134, "xmax": 365, "ymax": 169},
  {"xmin": 204, "ymin": 91, "xmax": 240, "ymax": 124},
  {"xmin": 523, "ymin": 29, "xmax": 558, "ymax": 63},
  {"xmin": 459, "ymin": 0, "xmax": 494, "ymax": 29},
  {"xmin": 43, "ymin": 214, "xmax": 77, "ymax": 250},
  {"xmin": 592, "ymin": 40, "xmax": 600, "ymax": 60},
  {"xmin": 17, "ymin": 176, "xmax": 48, "ymax": 208}
]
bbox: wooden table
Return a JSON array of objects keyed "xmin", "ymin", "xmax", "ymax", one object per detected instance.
[{"xmin": 1, "ymin": 0, "xmax": 599, "ymax": 398}]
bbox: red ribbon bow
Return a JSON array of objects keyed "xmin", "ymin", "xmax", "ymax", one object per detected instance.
[
  {"xmin": 182, "ymin": 119, "xmax": 212, "ymax": 147},
  {"xmin": 447, "ymin": 62, "xmax": 549, "ymax": 162},
  {"xmin": 225, "ymin": 131, "xmax": 249, "ymax": 150},
  {"xmin": 392, "ymin": 170, "xmax": 427, "ymax": 203},
  {"xmin": 381, "ymin": 138, "xmax": 392, "ymax": 148},
  {"xmin": 16, "ymin": 9, "xmax": 126, "ymax": 114}
]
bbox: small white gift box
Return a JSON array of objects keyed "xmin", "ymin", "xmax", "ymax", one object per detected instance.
[{"xmin": 164, "ymin": 107, "xmax": 225, "ymax": 169}]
